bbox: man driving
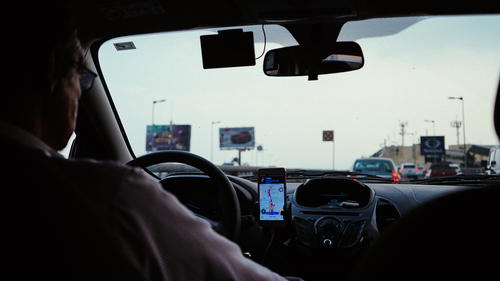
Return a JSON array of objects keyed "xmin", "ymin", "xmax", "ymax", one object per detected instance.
[{"xmin": 1, "ymin": 3, "xmax": 302, "ymax": 281}]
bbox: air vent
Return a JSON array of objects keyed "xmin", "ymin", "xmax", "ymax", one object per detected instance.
[{"xmin": 376, "ymin": 198, "xmax": 401, "ymax": 233}]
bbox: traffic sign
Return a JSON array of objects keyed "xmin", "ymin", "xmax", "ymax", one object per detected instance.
[{"xmin": 323, "ymin": 130, "xmax": 334, "ymax": 142}]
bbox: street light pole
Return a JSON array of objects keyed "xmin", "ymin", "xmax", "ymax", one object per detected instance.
[
  {"xmin": 211, "ymin": 121, "xmax": 221, "ymax": 162},
  {"xmin": 461, "ymin": 98, "xmax": 466, "ymax": 167},
  {"xmin": 449, "ymin": 97, "xmax": 467, "ymax": 167},
  {"xmin": 424, "ymin": 119, "xmax": 436, "ymax": 135},
  {"xmin": 152, "ymin": 99, "xmax": 166, "ymax": 125}
]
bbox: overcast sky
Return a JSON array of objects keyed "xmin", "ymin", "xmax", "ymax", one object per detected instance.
[{"xmin": 96, "ymin": 15, "xmax": 500, "ymax": 170}]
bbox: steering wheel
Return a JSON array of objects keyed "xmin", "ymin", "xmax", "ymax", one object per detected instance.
[{"xmin": 127, "ymin": 151, "xmax": 241, "ymax": 242}]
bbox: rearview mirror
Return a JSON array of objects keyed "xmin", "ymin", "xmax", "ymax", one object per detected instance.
[{"xmin": 263, "ymin": 42, "xmax": 364, "ymax": 79}]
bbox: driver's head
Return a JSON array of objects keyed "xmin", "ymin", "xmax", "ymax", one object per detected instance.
[{"xmin": 1, "ymin": 1, "xmax": 84, "ymax": 150}]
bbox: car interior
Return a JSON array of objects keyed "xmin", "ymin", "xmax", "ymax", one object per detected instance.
[{"xmin": 8, "ymin": 1, "xmax": 500, "ymax": 280}]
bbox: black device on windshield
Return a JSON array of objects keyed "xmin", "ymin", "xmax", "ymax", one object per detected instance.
[
  {"xmin": 257, "ymin": 168, "xmax": 287, "ymax": 227},
  {"xmin": 200, "ymin": 29, "xmax": 256, "ymax": 69}
]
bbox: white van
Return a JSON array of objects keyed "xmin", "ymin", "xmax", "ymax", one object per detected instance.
[{"xmin": 487, "ymin": 146, "xmax": 500, "ymax": 175}]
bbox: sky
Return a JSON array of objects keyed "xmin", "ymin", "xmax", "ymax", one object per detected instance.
[{"xmin": 95, "ymin": 15, "xmax": 500, "ymax": 170}]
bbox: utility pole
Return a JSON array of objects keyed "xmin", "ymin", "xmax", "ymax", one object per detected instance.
[
  {"xmin": 451, "ymin": 120, "xmax": 462, "ymax": 146},
  {"xmin": 399, "ymin": 121, "xmax": 408, "ymax": 146}
]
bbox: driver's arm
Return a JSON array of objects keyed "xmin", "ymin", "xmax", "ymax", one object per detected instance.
[{"xmin": 112, "ymin": 167, "xmax": 302, "ymax": 281}]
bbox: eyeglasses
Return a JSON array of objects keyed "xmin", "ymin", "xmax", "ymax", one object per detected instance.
[{"xmin": 79, "ymin": 67, "xmax": 98, "ymax": 92}]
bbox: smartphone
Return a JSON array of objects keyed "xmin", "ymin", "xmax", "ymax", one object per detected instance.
[{"xmin": 258, "ymin": 168, "xmax": 287, "ymax": 226}]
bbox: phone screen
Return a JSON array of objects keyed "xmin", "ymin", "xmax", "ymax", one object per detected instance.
[{"xmin": 258, "ymin": 170, "xmax": 286, "ymax": 222}]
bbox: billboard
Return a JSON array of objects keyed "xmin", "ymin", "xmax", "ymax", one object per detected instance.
[
  {"xmin": 219, "ymin": 127, "xmax": 255, "ymax": 150},
  {"xmin": 146, "ymin": 124, "xmax": 191, "ymax": 152},
  {"xmin": 420, "ymin": 136, "xmax": 445, "ymax": 155}
]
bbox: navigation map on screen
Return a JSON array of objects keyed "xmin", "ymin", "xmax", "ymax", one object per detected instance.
[{"xmin": 259, "ymin": 177, "xmax": 285, "ymax": 221}]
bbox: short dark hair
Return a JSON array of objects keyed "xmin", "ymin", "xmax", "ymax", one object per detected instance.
[{"xmin": 2, "ymin": 2, "xmax": 80, "ymax": 118}]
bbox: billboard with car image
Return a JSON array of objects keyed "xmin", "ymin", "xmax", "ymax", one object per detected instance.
[{"xmin": 219, "ymin": 127, "xmax": 255, "ymax": 150}]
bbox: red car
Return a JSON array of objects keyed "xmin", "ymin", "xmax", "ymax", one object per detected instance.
[
  {"xmin": 428, "ymin": 162, "xmax": 458, "ymax": 178},
  {"xmin": 230, "ymin": 131, "xmax": 252, "ymax": 144}
]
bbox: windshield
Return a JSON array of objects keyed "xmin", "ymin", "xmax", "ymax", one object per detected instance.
[{"xmin": 98, "ymin": 15, "xmax": 500, "ymax": 179}]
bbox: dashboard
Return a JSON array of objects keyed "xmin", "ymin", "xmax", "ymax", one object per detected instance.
[
  {"xmin": 158, "ymin": 174, "xmax": 471, "ymax": 278},
  {"xmin": 291, "ymin": 178, "xmax": 375, "ymax": 250}
]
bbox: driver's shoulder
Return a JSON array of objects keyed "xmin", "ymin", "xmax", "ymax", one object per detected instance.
[
  {"xmin": 49, "ymin": 156, "xmax": 156, "ymax": 202},
  {"xmin": 52, "ymin": 156, "xmax": 133, "ymax": 179}
]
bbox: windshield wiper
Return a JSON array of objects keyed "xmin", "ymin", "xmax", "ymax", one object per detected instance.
[{"xmin": 408, "ymin": 174, "xmax": 500, "ymax": 185}]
